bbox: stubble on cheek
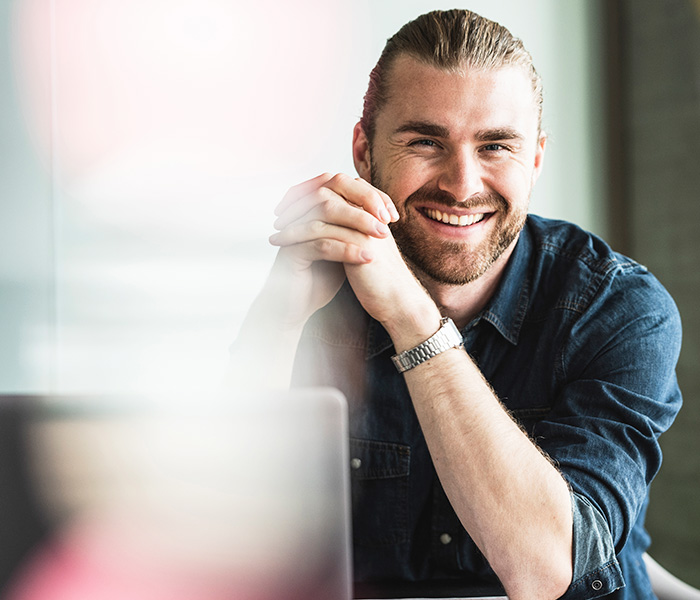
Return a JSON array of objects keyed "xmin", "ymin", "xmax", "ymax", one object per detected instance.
[
  {"xmin": 390, "ymin": 186, "xmax": 524, "ymax": 285},
  {"xmin": 369, "ymin": 158, "xmax": 526, "ymax": 285}
]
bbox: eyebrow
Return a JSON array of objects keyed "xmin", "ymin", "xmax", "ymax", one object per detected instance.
[
  {"xmin": 393, "ymin": 121, "xmax": 526, "ymax": 143},
  {"xmin": 393, "ymin": 121, "xmax": 450, "ymax": 138},
  {"xmin": 475, "ymin": 127, "xmax": 525, "ymax": 142}
]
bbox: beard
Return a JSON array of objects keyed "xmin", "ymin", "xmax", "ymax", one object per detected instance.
[{"xmin": 371, "ymin": 162, "xmax": 528, "ymax": 286}]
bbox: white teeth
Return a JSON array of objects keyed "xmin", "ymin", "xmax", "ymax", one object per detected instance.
[{"xmin": 425, "ymin": 208, "xmax": 485, "ymax": 227}]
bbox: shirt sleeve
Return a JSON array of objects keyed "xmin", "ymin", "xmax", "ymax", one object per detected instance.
[
  {"xmin": 559, "ymin": 491, "xmax": 624, "ymax": 598},
  {"xmin": 534, "ymin": 264, "xmax": 683, "ymax": 598}
]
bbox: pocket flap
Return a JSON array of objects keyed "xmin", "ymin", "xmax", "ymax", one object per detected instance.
[{"xmin": 349, "ymin": 438, "xmax": 410, "ymax": 480}]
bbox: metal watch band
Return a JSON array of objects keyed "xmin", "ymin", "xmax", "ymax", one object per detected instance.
[{"xmin": 391, "ymin": 317, "xmax": 463, "ymax": 373}]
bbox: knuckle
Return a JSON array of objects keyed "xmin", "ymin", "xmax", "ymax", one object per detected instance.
[
  {"xmin": 314, "ymin": 238, "xmax": 334, "ymax": 255},
  {"xmin": 358, "ymin": 191, "xmax": 381, "ymax": 212},
  {"xmin": 369, "ymin": 189, "xmax": 383, "ymax": 206},
  {"xmin": 316, "ymin": 187, "xmax": 337, "ymax": 207},
  {"xmin": 330, "ymin": 172, "xmax": 351, "ymax": 188},
  {"xmin": 316, "ymin": 196, "xmax": 334, "ymax": 216},
  {"xmin": 353, "ymin": 182, "xmax": 380, "ymax": 205},
  {"xmin": 316, "ymin": 194, "xmax": 349, "ymax": 224},
  {"xmin": 308, "ymin": 220, "xmax": 326, "ymax": 236}
]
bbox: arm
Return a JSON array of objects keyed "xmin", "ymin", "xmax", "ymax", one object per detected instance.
[
  {"xmin": 534, "ymin": 267, "xmax": 683, "ymax": 557},
  {"xmin": 274, "ymin": 198, "xmax": 573, "ymax": 599},
  {"xmin": 374, "ymin": 255, "xmax": 682, "ymax": 600},
  {"xmin": 227, "ymin": 173, "xmax": 398, "ymax": 390},
  {"xmin": 383, "ymin": 299, "xmax": 573, "ymax": 600}
]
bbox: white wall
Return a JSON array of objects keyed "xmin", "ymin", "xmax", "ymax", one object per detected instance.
[{"xmin": 0, "ymin": 0, "xmax": 606, "ymax": 393}]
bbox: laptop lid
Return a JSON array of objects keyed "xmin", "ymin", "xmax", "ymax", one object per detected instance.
[{"xmin": 4, "ymin": 388, "xmax": 352, "ymax": 600}]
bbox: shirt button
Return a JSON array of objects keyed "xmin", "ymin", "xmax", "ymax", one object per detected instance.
[
  {"xmin": 439, "ymin": 533, "xmax": 452, "ymax": 545},
  {"xmin": 591, "ymin": 580, "xmax": 603, "ymax": 591},
  {"xmin": 350, "ymin": 458, "xmax": 362, "ymax": 470}
]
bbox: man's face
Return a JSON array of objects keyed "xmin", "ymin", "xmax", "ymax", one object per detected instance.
[{"xmin": 355, "ymin": 55, "xmax": 546, "ymax": 286}]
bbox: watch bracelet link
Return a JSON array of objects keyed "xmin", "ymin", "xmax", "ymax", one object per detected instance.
[{"xmin": 391, "ymin": 317, "xmax": 463, "ymax": 373}]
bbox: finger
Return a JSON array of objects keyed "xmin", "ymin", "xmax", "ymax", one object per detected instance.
[
  {"xmin": 269, "ymin": 221, "xmax": 369, "ymax": 246},
  {"xmin": 269, "ymin": 219, "xmax": 373, "ymax": 250},
  {"xmin": 325, "ymin": 173, "xmax": 393, "ymax": 224},
  {"xmin": 273, "ymin": 187, "xmax": 327, "ymax": 231},
  {"xmin": 274, "ymin": 187, "xmax": 390, "ymax": 238},
  {"xmin": 354, "ymin": 178, "xmax": 400, "ymax": 223},
  {"xmin": 274, "ymin": 172, "xmax": 334, "ymax": 217},
  {"xmin": 377, "ymin": 186, "xmax": 400, "ymax": 222},
  {"xmin": 285, "ymin": 239, "xmax": 374, "ymax": 265}
]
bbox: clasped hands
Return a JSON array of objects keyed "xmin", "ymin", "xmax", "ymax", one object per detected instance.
[{"xmin": 267, "ymin": 173, "xmax": 433, "ymax": 334}]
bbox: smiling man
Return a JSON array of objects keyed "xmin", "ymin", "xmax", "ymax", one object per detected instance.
[{"xmin": 235, "ymin": 9, "xmax": 681, "ymax": 600}]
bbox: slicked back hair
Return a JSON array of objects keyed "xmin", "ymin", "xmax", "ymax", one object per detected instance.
[{"xmin": 360, "ymin": 9, "xmax": 543, "ymax": 142}]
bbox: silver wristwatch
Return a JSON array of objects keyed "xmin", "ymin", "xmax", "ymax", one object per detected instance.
[{"xmin": 391, "ymin": 317, "xmax": 463, "ymax": 373}]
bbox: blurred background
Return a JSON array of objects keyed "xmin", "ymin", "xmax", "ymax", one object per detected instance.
[{"xmin": 0, "ymin": 0, "xmax": 698, "ymax": 590}]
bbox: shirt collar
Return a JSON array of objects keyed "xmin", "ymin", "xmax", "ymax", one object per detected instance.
[
  {"xmin": 366, "ymin": 218, "xmax": 534, "ymax": 359},
  {"xmin": 478, "ymin": 221, "xmax": 532, "ymax": 345}
]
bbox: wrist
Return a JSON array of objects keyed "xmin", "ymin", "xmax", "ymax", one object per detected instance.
[
  {"xmin": 382, "ymin": 296, "xmax": 444, "ymax": 354},
  {"xmin": 391, "ymin": 317, "xmax": 463, "ymax": 373}
]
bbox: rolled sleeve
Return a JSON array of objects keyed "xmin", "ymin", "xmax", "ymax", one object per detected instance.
[
  {"xmin": 536, "ymin": 265, "xmax": 681, "ymax": 598},
  {"xmin": 547, "ymin": 270, "xmax": 682, "ymax": 549},
  {"xmin": 560, "ymin": 491, "xmax": 624, "ymax": 599}
]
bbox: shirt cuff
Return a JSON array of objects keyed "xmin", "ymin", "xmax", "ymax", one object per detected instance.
[{"xmin": 559, "ymin": 491, "xmax": 626, "ymax": 599}]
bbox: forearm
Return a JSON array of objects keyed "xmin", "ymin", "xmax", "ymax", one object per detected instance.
[
  {"xmin": 390, "ymin": 317, "xmax": 572, "ymax": 599},
  {"xmin": 227, "ymin": 307, "xmax": 304, "ymax": 392},
  {"xmin": 226, "ymin": 268, "xmax": 310, "ymax": 391}
]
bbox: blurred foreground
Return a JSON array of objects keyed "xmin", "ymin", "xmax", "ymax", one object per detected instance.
[{"xmin": 1, "ymin": 390, "xmax": 351, "ymax": 600}]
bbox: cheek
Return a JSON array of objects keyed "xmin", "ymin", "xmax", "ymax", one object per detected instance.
[
  {"xmin": 379, "ymin": 164, "xmax": 430, "ymax": 207},
  {"xmin": 485, "ymin": 162, "xmax": 533, "ymax": 202}
]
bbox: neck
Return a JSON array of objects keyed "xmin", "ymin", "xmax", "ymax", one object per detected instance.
[{"xmin": 415, "ymin": 239, "xmax": 518, "ymax": 330}]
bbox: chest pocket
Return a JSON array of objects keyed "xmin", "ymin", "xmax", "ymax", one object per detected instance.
[
  {"xmin": 510, "ymin": 406, "xmax": 551, "ymax": 437},
  {"xmin": 349, "ymin": 438, "xmax": 410, "ymax": 548}
]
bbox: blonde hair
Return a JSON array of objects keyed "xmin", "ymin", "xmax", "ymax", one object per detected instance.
[{"xmin": 360, "ymin": 9, "xmax": 543, "ymax": 141}]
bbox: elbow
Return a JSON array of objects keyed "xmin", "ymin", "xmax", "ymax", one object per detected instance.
[
  {"xmin": 501, "ymin": 554, "xmax": 573, "ymax": 600},
  {"xmin": 547, "ymin": 559, "xmax": 573, "ymax": 600}
]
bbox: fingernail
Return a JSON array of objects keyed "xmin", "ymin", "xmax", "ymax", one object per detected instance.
[
  {"xmin": 379, "ymin": 207, "xmax": 391, "ymax": 223},
  {"xmin": 361, "ymin": 250, "xmax": 373, "ymax": 262},
  {"xmin": 375, "ymin": 222, "xmax": 389, "ymax": 236},
  {"xmin": 269, "ymin": 233, "xmax": 279, "ymax": 244}
]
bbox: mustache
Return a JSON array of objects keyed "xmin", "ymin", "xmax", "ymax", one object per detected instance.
[{"xmin": 403, "ymin": 186, "xmax": 507, "ymax": 212}]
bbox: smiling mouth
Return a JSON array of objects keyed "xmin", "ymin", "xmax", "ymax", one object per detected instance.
[{"xmin": 423, "ymin": 208, "xmax": 488, "ymax": 227}]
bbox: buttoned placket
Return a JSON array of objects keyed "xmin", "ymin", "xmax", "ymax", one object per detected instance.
[{"xmin": 431, "ymin": 474, "xmax": 462, "ymax": 571}]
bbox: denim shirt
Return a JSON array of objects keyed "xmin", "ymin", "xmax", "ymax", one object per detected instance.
[{"xmin": 291, "ymin": 215, "xmax": 682, "ymax": 599}]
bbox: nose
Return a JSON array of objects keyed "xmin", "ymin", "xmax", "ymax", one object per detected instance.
[{"xmin": 437, "ymin": 149, "xmax": 485, "ymax": 202}]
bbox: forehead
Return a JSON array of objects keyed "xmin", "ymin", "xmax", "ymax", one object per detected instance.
[{"xmin": 376, "ymin": 55, "xmax": 539, "ymax": 137}]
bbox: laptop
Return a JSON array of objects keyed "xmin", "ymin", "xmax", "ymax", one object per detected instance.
[
  {"xmin": 1, "ymin": 388, "xmax": 353, "ymax": 600},
  {"xmin": 2, "ymin": 391, "xmax": 507, "ymax": 599}
]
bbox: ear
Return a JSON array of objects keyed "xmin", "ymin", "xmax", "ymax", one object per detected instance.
[
  {"xmin": 531, "ymin": 132, "xmax": 547, "ymax": 186},
  {"xmin": 352, "ymin": 122, "xmax": 372, "ymax": 182}
]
